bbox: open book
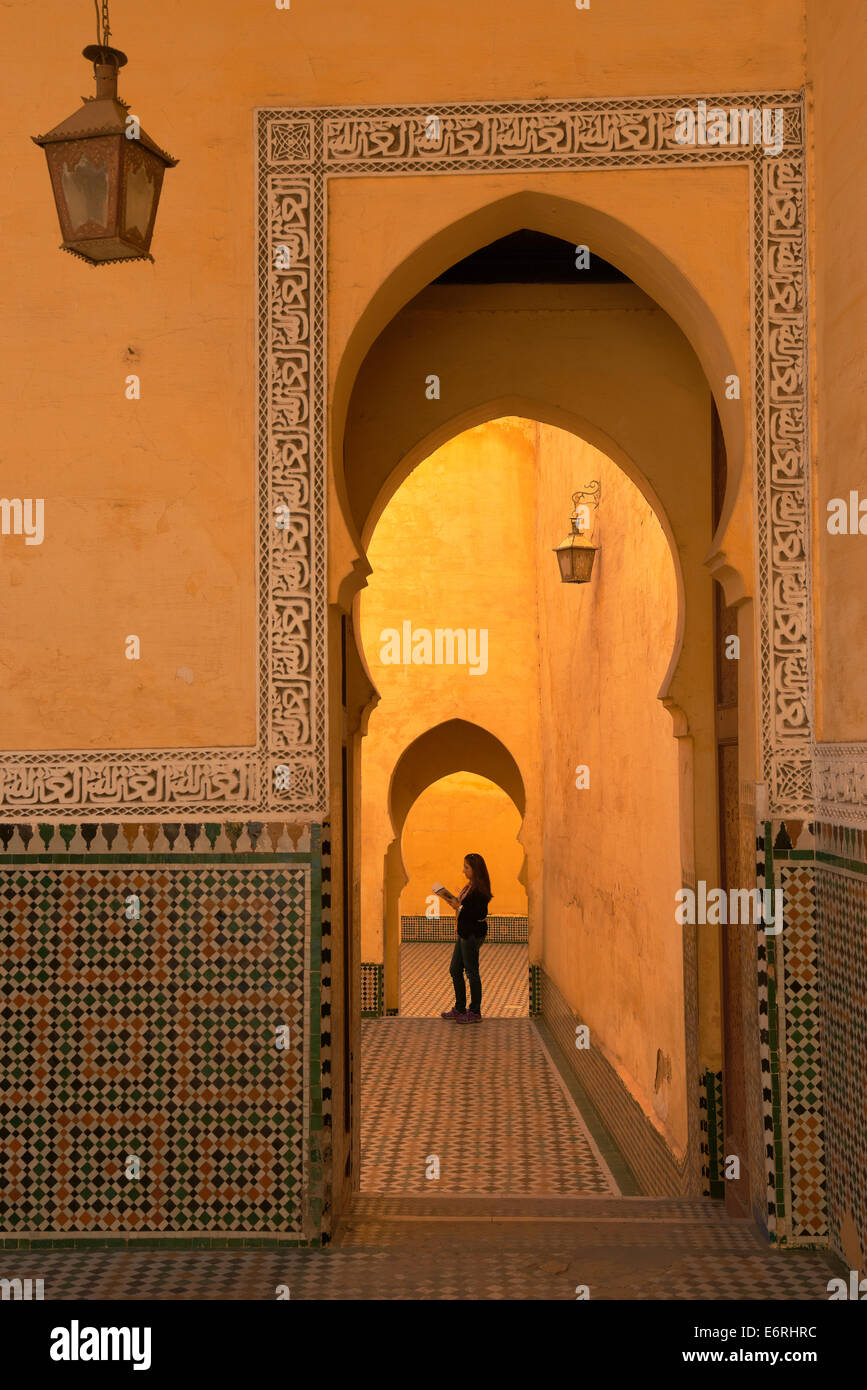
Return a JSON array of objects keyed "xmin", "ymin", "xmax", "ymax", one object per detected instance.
[{"xmin": 431, "ymin": 881, "xmax": 446, "ymax": 893}]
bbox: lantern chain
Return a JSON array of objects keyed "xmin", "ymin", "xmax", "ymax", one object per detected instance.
[{"xmin": 94, "ymin": 0, "xmax": 112, "ymax": 48}]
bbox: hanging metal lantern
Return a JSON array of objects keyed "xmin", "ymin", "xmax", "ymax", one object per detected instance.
[
  {"xmin": 554, "ymin": 481, "xmax": 601, "ymax": 584},
  {"xmin": 32, "ymin": 4, "xmax": 177, "ymax": 265}
]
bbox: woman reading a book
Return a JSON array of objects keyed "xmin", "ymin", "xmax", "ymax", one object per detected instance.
[{"xmin": 434, "ymin": 853, "xmax": 492, "ymax": 1024}]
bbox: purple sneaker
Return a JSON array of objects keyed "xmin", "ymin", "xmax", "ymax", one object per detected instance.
[
  {"xmin": 456, "ymin": 1011, "xmax": 482, "ymax": 1024},
  {"xmin": 440, "ymin": 1007, "xmax": 465, "ymax": 1020}
]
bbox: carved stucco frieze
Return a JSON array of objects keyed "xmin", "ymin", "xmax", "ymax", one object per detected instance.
[{"xmin": 814, "ymin": 745, "xmax": 867, "ymax": 828}]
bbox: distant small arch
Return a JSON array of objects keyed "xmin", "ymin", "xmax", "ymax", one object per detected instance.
[
  {"xmin": 380, "ymin": 718, "xmax": 528, "ymax": 1013},
  {"xmin": 388, "ymin": 718, "xmax": 526, "ymax": 838}
]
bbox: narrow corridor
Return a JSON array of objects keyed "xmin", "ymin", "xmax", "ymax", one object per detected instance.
[{"xmin": 365, "ymin": 940, "xmax": 617, "ymax": 1194}]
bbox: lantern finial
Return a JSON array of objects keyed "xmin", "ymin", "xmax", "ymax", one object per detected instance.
[{"xmin": 82, "ymin": 44, "xmax": 128, "ymax": 101}]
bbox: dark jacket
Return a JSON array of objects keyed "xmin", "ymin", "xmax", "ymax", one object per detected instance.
[{"xmin": 457, "ymin": 888, "xmax": 490, "ymax": 940}]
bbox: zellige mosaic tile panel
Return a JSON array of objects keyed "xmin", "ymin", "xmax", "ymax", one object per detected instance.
[
  {"xmin": 778, "ymin": 864, "xmax": 828, "ymax": 1241},
  {"xmin": 0, "ymin": 863, "xmax": 310, "ymax": 1235},
  {"xmin": 817, "ymin": 864, "xmax": 867, "ymax": 1267}
]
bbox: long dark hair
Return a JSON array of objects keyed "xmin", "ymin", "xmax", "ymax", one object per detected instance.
[{"xmin": 464, "ymin": 852, "xmax": 492, "ymax": 902}]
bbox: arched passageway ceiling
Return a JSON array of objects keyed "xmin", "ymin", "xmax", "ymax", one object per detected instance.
[
  {"xmin": 333, "ymin": 190, "xmax": 747, "ymax": 558},
  {"xmin": 388, "ymin": 718, "xmax": 526, "ymax": 839},
  {"xmin": 346, "ymin": 282, "xmax": 711, "ymax": 556}
]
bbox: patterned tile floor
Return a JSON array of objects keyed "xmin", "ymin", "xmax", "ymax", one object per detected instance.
[
  {"xmin": 361, "ymin": 1017, "xmax": 618, "ymax": 1194},
  {"xmin": 0, "ymin": 1202, "xmax": 837, "ymax": 1299},
  {"xmin": 334, "ymin": 1195, "xmax": 840, "ymax": 1300},
  {"xmin": 400, "ymin": 941, "xmax": 528, "ymax": 1017}
]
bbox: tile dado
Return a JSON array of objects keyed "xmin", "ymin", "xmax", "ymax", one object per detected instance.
[
  {"xmin": 701, "ymin": 1070, "xmax": 724, "ymax": 1201},
  {"xmin": 529, "ymin": 963, "xmax": 541, "ymax": 1018},
  {"xmin": 770, "ymin": 820, "xmax": 867, "ymax": 1259},
  {"xmin": 401, "ymin": 915, "xmax": 528, "ymax": 944},
  {"xmin": 540, "ymin": 969, "xmax": 691, "ymax": 1196},
  {"xmin": 816, "ymin": 864, "xmax": 867, "ymax": 1270},
  {"xmin": 777, "ymin": 864, "xmax": 827, "ymax": 1242},
  {"xmin": 360, "ymin": 963, "xmax": 384, "ymax": 1018},
  {"xmin": 0, "ymin": 829, "xmax": 324, "ymax": 1247}
]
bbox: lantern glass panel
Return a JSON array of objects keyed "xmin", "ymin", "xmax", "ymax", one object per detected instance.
[
  {"xmin": 571, "ymin": 547, "xmax": 596, "ymax": 582},
  {"xmin": 61, "ymin": 154, "xmax": 110, "ymax": 234},
  {"xmin": 124, "ymin": 155, "xmax": 157, "ymax": 240}
]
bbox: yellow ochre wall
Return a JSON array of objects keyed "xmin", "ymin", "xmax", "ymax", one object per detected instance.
[
  {"xmin": 807, "ymin": 0, "xmax": 867, "ymax": 741},
  {"xmin": 399, "ymin": 773, "xmax": 527, "ymax": 917},
  {"xmin": 0, "ymin": 0, "xmax": 813, "ymax": 752},
  {"xmin": 358, "ymin": 418, "xmax": 541, "ymax": 961},
  {"xmin": 534, "ymin": 425, "xmax": 685, "ymax": 1150}
]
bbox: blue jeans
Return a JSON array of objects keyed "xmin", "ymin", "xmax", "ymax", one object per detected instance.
[{"xmin": 450, "ymin": 934, "xmax": 482, "ymax": 1014}]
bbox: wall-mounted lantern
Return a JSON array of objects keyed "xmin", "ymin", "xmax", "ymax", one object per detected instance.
[
  {"xmin": 32, "ymin": 3, "xmax": 177, "ymax": 265},
  {"xmin": 553, "ymin": 481, "xmax": 601, "ymax": 584}
]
